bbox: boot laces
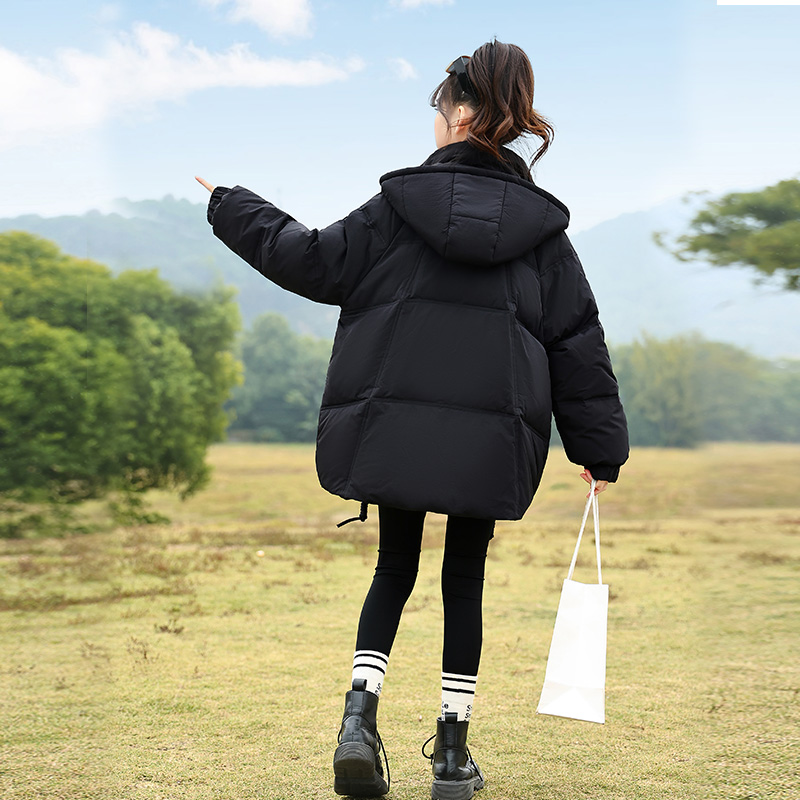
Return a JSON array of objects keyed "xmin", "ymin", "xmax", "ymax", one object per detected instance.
[
  {"xmin": 376, "ymin": 729, "xmax": 391, "ymax": 791},
  {"xmin": 421, "ymin": 734, "xmax": 483, "ymax": 782},
  {"xmin": 469, "ymin": 749, "xmax": 484, "ymax": 782},
  {"xmin": 421, "ymin": 733, "xmax": 436, "ymax": 761}
]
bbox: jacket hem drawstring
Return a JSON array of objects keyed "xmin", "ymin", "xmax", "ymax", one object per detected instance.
[{"xmin": 337, "ymin": 501, "xmax": 369, "ymax": 527}]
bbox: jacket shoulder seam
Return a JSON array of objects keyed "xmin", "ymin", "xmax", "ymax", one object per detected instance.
[
  {"xmin": 544, "ymin": 315, "xmax": 601, "ymax": 349},
  {"xmin": 341, "ymin": 197, "xmax": 400, "ymax": 306},
  {"xmin": 360, "ymin": 200, "xmax": 388, "ymax": 249},
  {"xmin": 490, "ymin": 182, "xmax": 508, "ymax": 263},
  {"xmin": 442, "ymin": 172, "xmax": 456, "ymax": 260},
  {"xmin": 539, "ymin": 250, "xmax": 577, "ymax": 277}
]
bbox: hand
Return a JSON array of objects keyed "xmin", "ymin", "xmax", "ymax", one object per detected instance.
[
  {"xmin": 195, "ymin": 176, "xmax": 215, "ymax": 193},
  {"xmin": 580, "ymin": 469, "xmax": 608, "ymax": 497}
]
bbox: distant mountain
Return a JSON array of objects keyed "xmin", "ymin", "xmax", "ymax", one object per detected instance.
[
  {"xmin": 573, "ymin": 197, "xmax": 798, "ymax": 359},
  {"xmin": 0, "ymin": 196, "xmax": 339, "ymax": 339},
  {"xmin": 1, "ymin": 194, "xmax": 796, "ymax": 358}
]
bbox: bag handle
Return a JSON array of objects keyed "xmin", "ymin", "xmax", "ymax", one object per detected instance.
[{"xmin": 566, "ymin": 479, "xmax": 602, "ymax": 584}]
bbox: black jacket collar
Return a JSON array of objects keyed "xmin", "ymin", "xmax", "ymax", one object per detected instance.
[{"xmin": 420, "ymin": 141, "xmax": 533, "ymax": 181}]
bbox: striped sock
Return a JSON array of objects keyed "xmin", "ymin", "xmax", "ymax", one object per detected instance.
[
  {"xmin": 352, "ymin": 650, "xmax": 389, "ymax": 696},
  {"xmin": 441, "ymin": 672, "xmax": 477, "ymax": 721}
]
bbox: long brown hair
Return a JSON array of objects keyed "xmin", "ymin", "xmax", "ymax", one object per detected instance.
[{"xmin": 430, "ymin": 40, "xmax": 555, "ymax": 171}]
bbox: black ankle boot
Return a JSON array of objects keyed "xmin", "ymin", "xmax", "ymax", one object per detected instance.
[
  {"xmin": 423, "ymin": 712, "xmax": 484, "ymax": 800},
  {"xmin": 333, "ymin": 679, "xmax": 390, "ymax": 797}
]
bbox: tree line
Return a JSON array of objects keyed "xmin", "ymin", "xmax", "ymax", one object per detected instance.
[
  {"xmin": 233, "ymin": 317, "xmax": 800, "ymax": 448},
  {"xmin": 1, "ymin": 208, "xmax": 798, "ymax": 533},
  {"xmin": 610, "ymin": 335, "xmax": 800, "ymax": 447},
  {"xmin": 242, "ymin": 176, "xmax": 800, "ymax": 448}
]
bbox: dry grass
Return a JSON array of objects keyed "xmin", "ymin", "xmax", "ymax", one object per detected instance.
[{"xmin": 1, "ymin": 442, "xmax": 798, "ymax": 799}]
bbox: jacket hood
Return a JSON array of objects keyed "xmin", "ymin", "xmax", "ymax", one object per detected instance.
[{"xmin": 379, "ymin": 144, "xmax": 570, "ymax": 266}]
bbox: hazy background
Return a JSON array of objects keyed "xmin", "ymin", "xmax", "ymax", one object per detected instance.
[
  {"xmin": 2, "ymin": 0, "xmax": 799, "ymax": 228},
  {"xmin": 1, "ymin": 0, "xmax": 799, "ymax": 358}
]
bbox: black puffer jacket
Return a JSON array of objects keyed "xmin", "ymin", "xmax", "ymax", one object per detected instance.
[{"xmin": 209, "ymin": 142, "xmax": 628, "ymax": 520}]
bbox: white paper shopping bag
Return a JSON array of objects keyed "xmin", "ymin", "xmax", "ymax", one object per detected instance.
[{"xmin": 537, "ymin": 483, "xmax": 609, "ymax": 724}]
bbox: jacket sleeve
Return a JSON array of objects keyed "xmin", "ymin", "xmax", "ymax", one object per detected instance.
[
  {"xmin": 539, "ymin": 232, "xmax": 629, "ymax": 481},
  {"xmin": 210, "ymin": 185, "xmax": 388, "ymax": 307}
]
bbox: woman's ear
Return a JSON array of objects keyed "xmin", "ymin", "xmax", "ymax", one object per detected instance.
[{"xmin": 455, "ymin": 105, "xmax": 472, "ymax": 130}]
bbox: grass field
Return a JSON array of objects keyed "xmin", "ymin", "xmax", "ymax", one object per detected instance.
[{"xmin": 1, "ymin": 442, "xmax": 798, "ymax": 799}]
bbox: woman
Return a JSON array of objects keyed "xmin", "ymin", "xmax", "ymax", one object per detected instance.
[{"xmin": 198, "ymin": 39, "xmax": 628, "ymax": 800}]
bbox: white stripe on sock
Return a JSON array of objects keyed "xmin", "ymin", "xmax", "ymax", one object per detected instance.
[
  {"xmin": 352, "ymin": 650, "xmax": 389, "ymax": 696},
  {"xmin": 356, "ymin": 650, "xmax": 389, "ymax": 665},
  {"xmin": 441, "ymin": 672, "xmax": 477, "ymax": 721}
]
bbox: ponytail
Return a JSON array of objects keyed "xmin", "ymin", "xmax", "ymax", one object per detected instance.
[{"xmin": 429, "ymin": 40, "xmax": 555, "ymax": 173}]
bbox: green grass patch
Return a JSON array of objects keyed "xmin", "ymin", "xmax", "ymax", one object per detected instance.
[{"xmin": 1, "ymin": 443, "xmax": 798, "ymax": 798}]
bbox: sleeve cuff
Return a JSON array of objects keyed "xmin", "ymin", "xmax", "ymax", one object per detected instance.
[
  {"xmin": 585, "ymin": 464, "xmax": 621, "ymax": 483},
  {"xmin": 207, "ymin": 186, "xmax": 232, "ymax": 225}
]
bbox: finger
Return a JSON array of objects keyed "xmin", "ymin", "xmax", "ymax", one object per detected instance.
[
  {"xmin": 579, "ymin": 471, "xmax": 591, "ymax": 484},
  {"xmin": 195, "ymin": 176, "xmax": 215, "ymax": 193}
]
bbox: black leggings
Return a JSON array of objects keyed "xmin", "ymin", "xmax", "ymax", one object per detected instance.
[{"xmin": 354, "ymin": 506, "xmax": 495, "ymax": 676}]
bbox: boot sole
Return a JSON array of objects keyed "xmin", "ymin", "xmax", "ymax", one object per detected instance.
[
  {"xmin": 431, "ymin": 774, "xmax": 485, "ymax": 800},
  {"xmin": 333, "ymin": 742, "xmax": 388, "ymax": 797}
]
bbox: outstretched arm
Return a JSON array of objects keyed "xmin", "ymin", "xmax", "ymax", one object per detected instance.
[{"xmin": 194, "ymin": 177, "xmax": 388, "ymax": 307}]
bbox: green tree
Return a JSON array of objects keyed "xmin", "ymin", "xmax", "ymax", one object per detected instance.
[
  {"xmin": 612, "ymin": 333, "xmax": 800, "ymax": 447},
  {"xmin": 229, "ymin": 313, "xmax": 331, "ymax": 442},
  {"xmin": 613, "ymin": 334, "xmax": 702, "ymax": 447},
  {"xmin": 748, "ymin": 360, "xmax": 800, "ymax": 442},
  {"xmin": 0, "ymin": 232, "xmax": 241, "ymax": 530},
  {"xmin": 0, "ymin": 316, "xmax": 130, "ymax": 500},
  {"xmin": 111, "ymin": 269, "xmax": 242, "ymax": 448},
  {"xmin": 692, "ymin": 339, "xmax": 765, "ymax": 442},
  {"xmin": 656, "ymin": 179, "xmax": 800, "ymax": 291}
]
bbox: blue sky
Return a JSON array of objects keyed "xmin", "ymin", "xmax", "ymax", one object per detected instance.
[{"xmin": 1, "ymin": 0, "xmax": 798, "ymax": 231}]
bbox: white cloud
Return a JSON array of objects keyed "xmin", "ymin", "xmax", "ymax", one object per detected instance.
[
  {"xmin": 389, "ymin": 57, "xmax": 418, "ymax": 80},
  {"xmin": 204, "ymin": 0, "xmax": 313, "ymax": 38},
  {"xmin": 392, "ymin": 0, "xmax": 454, "ymax": 8},
  {"xmin": 0, "ymin": 23, "xmax": 363, "ymax": 150}
]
